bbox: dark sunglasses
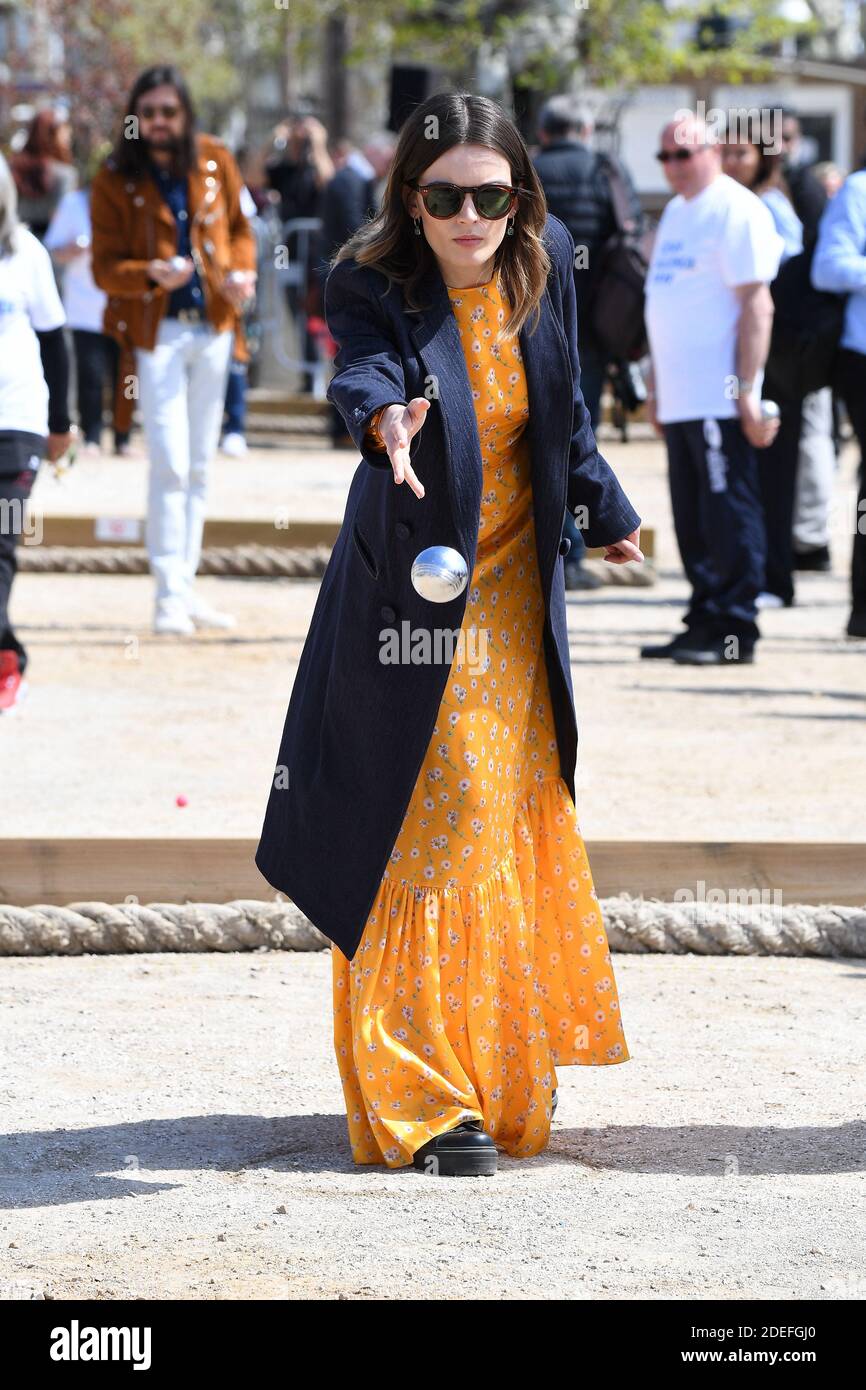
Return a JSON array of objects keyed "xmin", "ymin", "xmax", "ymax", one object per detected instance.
[
  {"xmin": 655, "ymin": 148, "xmax": 700, "ymax": 164},
  {"xmin": 407, "ymin": 181, "xmax": 520, "ymax": 220},
  {"xmin": 139, "ymin": 103, "xmax": 182, "ymax": 120}
]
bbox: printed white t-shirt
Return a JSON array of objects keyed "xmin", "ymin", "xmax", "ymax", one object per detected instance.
[
  {"xmin": 0, "ymin": 226, "xmax": 66, "ymax": 435},
  {"xmin": 645, "ymin": 173, "xmax": 784, "ymax": 424}
]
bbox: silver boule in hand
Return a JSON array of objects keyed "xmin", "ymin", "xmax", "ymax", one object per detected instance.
[{"xmin": 411, "ymin": 545, "xmax": 469, "ymax": 602}]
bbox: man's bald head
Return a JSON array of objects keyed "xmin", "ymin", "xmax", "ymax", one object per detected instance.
[
  {"xmin": 657, "ymin": 109, "xmax": 721, "ymax": 199},
  {"xmin": 667, "ymin": 110, "xmax": 716, "ymax": 149}
]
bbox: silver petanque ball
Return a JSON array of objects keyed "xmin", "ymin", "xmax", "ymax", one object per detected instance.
[
  {"xmin": 411, "ymin": 545, "xmax": 469, "ymax": 603},
  {"xmin": 760, "ymin": 399, "xmax": 780, "ymax": 421}
]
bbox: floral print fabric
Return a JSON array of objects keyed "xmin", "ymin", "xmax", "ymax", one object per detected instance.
[{"xmin": 332, "ymin": 274, "xmax": 630, "ymax": 1168}]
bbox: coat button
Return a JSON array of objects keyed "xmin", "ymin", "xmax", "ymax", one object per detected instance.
[
  {"xmin": 559, "ymin": 536, "xmax": 572, "ymax": 556},
  {"xmin": 380, "ymin": 605, "xmax": 396, "ymax": 623},
  {"xmin": 395, "ymin": 521, "xmax": 411, "ymax": 540}
]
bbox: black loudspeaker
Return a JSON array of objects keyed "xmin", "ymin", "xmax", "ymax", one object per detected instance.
[
  {"xmin": 694, "ymin": 9, "xmax": 750, "ymax": 50},
  {"xmin": 389, "ymin": 66, "xmax": 435, "ymax": 133}
]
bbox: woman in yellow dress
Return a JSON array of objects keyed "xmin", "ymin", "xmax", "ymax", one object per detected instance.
[{"xmin": 319, "ymin": 95, "xmax": 643, "ymax": 1178}]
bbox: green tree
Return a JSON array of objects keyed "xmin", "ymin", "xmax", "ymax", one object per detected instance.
[{"xmin": 289, "ymin": 0, "xmax": 813, "ymax": 95}]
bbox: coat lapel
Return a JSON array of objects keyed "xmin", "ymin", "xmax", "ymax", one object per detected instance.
[
  {"xmin": 134, "ymin": 163, "xmax": 175, "ymax": 230},
  {"xmin": 519, "ymin": 283, "xmax": 574, "ymax": 588},
  {"xmin": 408, "ymin": 257, "xmax": 573, "ymax": 581},
  {"xmin": 408, "ymin": 265, "xmax": 482, "ymax": 568},
  {"xmin": 143, "ymin": 177, "xmax": 176, "ymax": 231}
]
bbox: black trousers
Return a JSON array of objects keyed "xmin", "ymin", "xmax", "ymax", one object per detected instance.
[
  {"xmin": 756, "ymin": 394, "xmax": 803, "ymax": 606},
  {"xmin": 284, "ymin": 278, "xmax": 318, "ymax": 395},
  {"xmin": 72, "ymin": 329, "xmax": 123, "ymax": 444},
  {"xmin": 835, "ymin": 348, "xmax": 866, "ymax": 617},
  {"xmin": 664, "ymin": 417, "xmax": 766, "ymax": 646},
  {"xmin": 0, "ymin": 431, "xmax": 46, "ymax": 674}
]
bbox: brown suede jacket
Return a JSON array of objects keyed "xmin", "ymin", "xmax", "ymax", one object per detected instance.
[{"xmin": 90, "ymin": 134, "xmax": 257, "ymax": 430}]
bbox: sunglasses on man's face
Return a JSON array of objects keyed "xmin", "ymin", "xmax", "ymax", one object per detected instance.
[
  {"xmin": 139, "ymin": 103, "xmax": 182, "ymax": 120},
  {"xmin": 655, "ymin": 148, "xmax": 702, "ymax": 164},
  {"xmin": 407, "ymin": 181, "xmax": 520, "ymax": 220}
]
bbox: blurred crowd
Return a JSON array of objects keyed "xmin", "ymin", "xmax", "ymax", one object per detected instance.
[{"xmin": 1, "ymin": 68, "xmax": 865, "ymax": 710}]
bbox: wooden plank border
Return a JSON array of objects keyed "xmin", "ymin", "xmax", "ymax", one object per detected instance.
[
  {"xmin": 24, "ymin": 517, "xmax": 656, "ymax": 560},
  {"xmin": 1, "ymin": 839, "xmax": 862, "ymax": 907},
  {"xmin": 244, "ymin": 390, "xmax": 646, "ymax": 425},
  {"xmin": 25, "ymin": 518, "xmax": 341, "ymax": 550}
]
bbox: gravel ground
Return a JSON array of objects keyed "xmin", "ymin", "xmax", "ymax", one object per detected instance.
[
  {"xmin": 2, "ymin": 430, "xmax": 864, "ymax": 841},
  {"xmin": 1, "ymin": 949, "xmax": 864, "ymax": 1301},
  {"xmin": 1, "ymin": 430, "xmax": 864, "ymax": 1300}
]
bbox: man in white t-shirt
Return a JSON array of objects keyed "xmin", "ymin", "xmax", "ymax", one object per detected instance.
[{"xmin": 642, "ymin": 111, "xmax": 784, "ymax": 664}]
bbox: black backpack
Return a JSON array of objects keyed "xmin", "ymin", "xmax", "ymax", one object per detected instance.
[
  {"xmin": 587, "ymin": 154, "xmax": 655, "ymax": 361},
  {"xmin": 763, "ymin": 240, "xmax": 847, "ymax": 402}
]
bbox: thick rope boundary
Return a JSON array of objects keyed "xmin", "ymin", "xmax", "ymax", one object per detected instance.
[
  {"xmin": 16, "ymin": 545, "xmax": 332, "ymax": 577},
  {"xmin": 1, "ymin": 895, "xmax": 864, "ymax": 956}
]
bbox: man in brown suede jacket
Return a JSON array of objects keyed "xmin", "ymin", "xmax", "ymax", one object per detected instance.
[{"xmin": 91, "ymin": 64, "xmax": 257, "ymax": 634}]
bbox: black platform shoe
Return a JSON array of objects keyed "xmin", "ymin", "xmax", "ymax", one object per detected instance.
[
  {"xmin": 411, "ymin": 1120, "xmax": 497, "ymax": 1176},
  {"xmin": 640, "ymin": 628, "xmax": 710, "ymax": 660},
  {"xmin": 793, "ymin": 545, "xmax": 831, "ymax": 572}
]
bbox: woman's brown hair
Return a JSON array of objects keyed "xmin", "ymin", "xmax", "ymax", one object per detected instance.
[
  {"xmin": 331, "ymin": 91, "xmax": 551, "ymax": 340},
  {"xmin": 10, "ymin": 109, "xmax": 72, "ymax": 200}
]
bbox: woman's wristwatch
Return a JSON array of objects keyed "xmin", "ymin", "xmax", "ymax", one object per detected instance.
[{"xmin": 365, "ymin": 405, "xmax": 392, "ymax": 452}]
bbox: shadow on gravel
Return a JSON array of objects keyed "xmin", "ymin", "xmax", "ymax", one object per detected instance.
[{"xmin": 2, "ymin": 1115, "xmax": 865, "ymax": 1201}]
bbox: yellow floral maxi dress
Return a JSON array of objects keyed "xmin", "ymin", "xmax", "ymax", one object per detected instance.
[{"xmin": 331, "ymin": 274, "xmax": 630, "ymax": 1168}]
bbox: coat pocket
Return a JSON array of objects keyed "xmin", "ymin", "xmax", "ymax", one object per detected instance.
[{"xmin": 351, "ymin": 518, "xmax": 380, "ymax": 580}]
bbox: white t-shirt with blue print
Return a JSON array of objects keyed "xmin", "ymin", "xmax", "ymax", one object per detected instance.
[{"xmin": 645, "ymin": 174, "xmax": 784, "ymax": 424}]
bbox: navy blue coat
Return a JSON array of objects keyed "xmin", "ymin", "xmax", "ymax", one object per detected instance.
[{"xmin": 254, "ymin": 212, "xmax": 641, "ymax": 961}]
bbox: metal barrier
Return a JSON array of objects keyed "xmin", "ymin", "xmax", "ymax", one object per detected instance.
[{"xmin": 253, "ymin": 214, "xmax": 328, "ymax": 397}]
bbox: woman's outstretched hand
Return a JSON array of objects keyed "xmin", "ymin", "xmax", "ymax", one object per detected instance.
[
  {"xmin": 377, "ymin": 398, "xmax": 430, "ymax": 498},
  {"xmin": 603, "ymin": 528, "xmax": 643, "ymax": 564}
]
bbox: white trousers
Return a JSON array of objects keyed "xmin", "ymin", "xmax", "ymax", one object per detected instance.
[
  {"xmin": 792, "ymin": 387, "xmax": 837, "ymax": 554},
  {"xmin": 135, "ymin": 319, "xmax": 233, "ymax": 605}
]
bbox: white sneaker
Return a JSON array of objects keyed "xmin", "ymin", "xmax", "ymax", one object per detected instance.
[
  {"xmin": 154, "ymin": 601, "xmax": 195, "ymax": 636},
  {"xmin": 185, "ymin": 595, "xmax": 237, "ymax": 630},
  {"xmin": 221, "ymin": 432, "xmax": 247, "ymax": 457},
  {"xmin": 756, "ymin": 591, "xmax": 785, "ymax": 610}
]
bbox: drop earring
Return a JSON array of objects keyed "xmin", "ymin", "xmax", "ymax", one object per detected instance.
[
  {"xmin": 413, "ymin": 216, "xmax": 421, "ymax": 237},
  {"xmin": 506, "ymin": 218, "xmax": 515, "ymax": 236}
]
